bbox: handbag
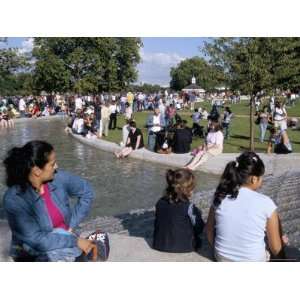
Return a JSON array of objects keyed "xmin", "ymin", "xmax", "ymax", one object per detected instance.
[{"xmin": 86, "ymin": 230, "xmax": 110, "ymax": 261}]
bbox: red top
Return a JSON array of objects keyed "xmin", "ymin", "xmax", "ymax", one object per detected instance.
[{"xmin": 41, "ymin": 184, "xmax": 68, "ymax": 230}]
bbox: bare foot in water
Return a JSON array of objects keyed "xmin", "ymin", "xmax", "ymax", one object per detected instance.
[{"xmin": 114, "ymin": 151, "xmax": 120, "ymax": 158}]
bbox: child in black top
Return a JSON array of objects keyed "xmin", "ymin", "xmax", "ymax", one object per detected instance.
[
  {"xmin": 153, "ymin": 169, "xmax": 205, "ymax": 253},
  {"xmin": 114, "ymin": 120, "xmax": 144, "ymax": 158}
]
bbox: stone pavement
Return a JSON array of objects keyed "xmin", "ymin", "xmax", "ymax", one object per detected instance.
[
  {"xmin": 0, "ymin": 221, "xmax": 13, "ymax": 262},
  {"xmin": 0, "ymin": 221, "xmax": 211, "ymax": 262},
  {"xmin": 107, "ymin": 234, "xmax": 211, "ymax": 262}
]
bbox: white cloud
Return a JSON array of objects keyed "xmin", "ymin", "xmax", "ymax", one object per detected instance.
[
  {"xmin": 137, "ymin": 49, "xmax": 185, "ymax": 86},
  {"xmin": 18, "ymin": 37, "xmax": 34, "ymax": 54}
]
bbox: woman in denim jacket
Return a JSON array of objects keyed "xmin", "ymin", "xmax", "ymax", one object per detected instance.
[{"xmin": 3, "ymin": 140, "xmax": 96, "ymax": 262}]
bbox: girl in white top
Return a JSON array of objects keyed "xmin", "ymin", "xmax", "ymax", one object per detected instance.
[
  {"xmin": 185, "ymin": 121, "xmax": 223, "ymax": 170},
  {"xmin": 206, "ymin": 151, "xmax": 287, "ymax": 262},
  {"xmin": 72, "ymin": 113, "xmax": 84, "ymax": 134},
  {"xmin": 273, "ymin": 101, "xmax": 287, "ymax": 131}
]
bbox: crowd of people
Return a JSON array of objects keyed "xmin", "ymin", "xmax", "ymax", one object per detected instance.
[
  {"xmin": 1, "ymin": 89, "xmax": 298, "ymax": 262},
  {"xmin": 62, "ymin": 93, "xmax": 225, "ymax": 169},
  {"xmin": 1, "ymin": 91, "xmax": 298, "ymax": 162},
  {"xmin": 256, "ymin": 98, "xmax": 298, "ymax": 154},
  {"xmin": 2, "ymin": 140, "xmax": 290, "ymax": 262}
]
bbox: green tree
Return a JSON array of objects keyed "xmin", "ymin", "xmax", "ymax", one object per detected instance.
[
  {"xmin": 130, "ymin": 83, "xmax": 163, "ymax": 94},
  {"xmin": 32, "ymin": 37, "xmax": 142, "ymax": 94},
  {"xmin": 0, "ymin": 42, "xmax": 28, "ymax": 95},
  {"xmin": 267, "ymin": 38, "xmax": 300, "ymax": 92},
  {"xmin": 170, "ymin": 56, "xmax": 225, "ymax": 91},
  {"xmin": 204, "ymin": 38, "xmax": 274, "ymax": 151}
]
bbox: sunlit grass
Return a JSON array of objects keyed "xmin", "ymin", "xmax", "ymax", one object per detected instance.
[{"xmin": 103, "ymin": 101, "xmax": 300, "ymax": 153}]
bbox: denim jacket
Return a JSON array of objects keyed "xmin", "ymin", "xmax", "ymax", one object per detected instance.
[{"xmin": 3, "ymin": 170, "xmax": 95, "ymax": 256}]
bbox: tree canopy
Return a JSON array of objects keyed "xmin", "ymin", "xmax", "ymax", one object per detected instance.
[
  {"xmin": 170, "ymin": 56, "xmax": 225, "ymax": 91},
  {"xmin": 32, "ymin": 37, "xmax": 142, "ymax": 94},
  {"xmin": 203, "ymin": 37, "xmax": 300, "ymax": 150},
  {"xmin": 203, "ymin": 37, "xmax": 300, "ymax": 94},
  {"xmin": 0, "ymin": 40, "xmax": 29, "ymax": 95}
]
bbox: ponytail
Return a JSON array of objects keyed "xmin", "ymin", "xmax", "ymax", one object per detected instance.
[
  {"xmin": 165, "ymin": 168, "xmax": 195, "ymax": 203},
  {"xmin": 213, "ymin": 151, "xmax": 265, "ymax": 207}
]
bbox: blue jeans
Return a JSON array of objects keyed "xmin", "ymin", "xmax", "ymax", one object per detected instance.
[
  {"xmin": 14, "ymin": 228, "xmax": 82, "ymax": 262},
  {"xmin": 148, "ymin": 132, "xmax": 157, "ymax": 152},
  {"xmin": 222, "ymin": 122, "xmax": 230, "ymax": 139},
  {"xmin": 259, "ymin": 123, "xmax": 268, "ymax": 142}
]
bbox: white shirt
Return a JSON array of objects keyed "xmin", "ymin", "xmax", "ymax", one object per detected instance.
[
  {"xmin": 159, "ymin": 104, "xmax": 166, "ymax": 116},
  {"xmin": 72, "ymin": 118, "xmax": 84, "ymax": 134},
  {"xmin": 19, "ymin": 98, "xmax": 26, "ymax": 111},
  {"xmin": 109, "ymin": 104, "xmax": 118, "ymax": 114},
  {"xmin": 206, "ymin": 131, "xmax": 224, "ymax": 148},
  {"xmin": 121, "ymin": 96, "xmax": 127, "ymax": 103},
  {"xmin": 151, "ymin": 115, "xmax": 162, "ymax": 132},
  {"xmin": 274, "ymin": 107, "xmax": 287, "ymax": 121},
  {"xmin": 75, "ymin": 97, "xmax": 83, "ymax": 110},
  {"xmin": 214, "ymin": 187, "xmax": 277, "ymax": 261},
  {"xmin": 125, "ymin": 107, "xmax": 132, "ymax": 120},
  {"xmin": 202, "ymin": 110, "xmax": 208, "ymax": 120},
  {"xmin": 122, "ymin": 124, "xmax": 130, "ymax": 145}
]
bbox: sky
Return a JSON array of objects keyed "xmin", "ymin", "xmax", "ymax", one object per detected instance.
[{"xmin": 0, "ymin": 37, "xmax": 209, "ymax": 86}]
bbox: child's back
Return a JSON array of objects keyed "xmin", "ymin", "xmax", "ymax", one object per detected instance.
[{"xmin": 153, "ymin": 197, "xmax": 204, "ymax": 253}]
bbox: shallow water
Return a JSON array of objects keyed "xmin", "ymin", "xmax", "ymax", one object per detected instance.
[{"xmin": 0, "ymin": 118, "xmax": 219, "ymax": 219}]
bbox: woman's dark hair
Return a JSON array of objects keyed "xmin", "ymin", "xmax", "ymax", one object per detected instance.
[
  {"xmin": 275, "ymin": 101, "xmax": 281, "ymax": 108},
  {"xmin": 210, "ymin": 121, "xmax": 222, "ymax": 132},
  {"xmin": 225, "ymin": 106, "xmax": 232, "ymax": 114},
  {"xmin": 164, "ymin": 169, "xmax": 195, "ymax": 203},
  {"xmin": 129, "ymin": 120, "xmax": 136, "ymax": 128},
  {"xmin": 3, "ymin": 140, "xmax": 54, "ymax": 191},
  {"xmin": 213, "ymin": 151, "xmax": 265, "ymax": 207}
]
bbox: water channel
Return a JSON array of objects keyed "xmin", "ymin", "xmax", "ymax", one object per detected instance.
[{"xmin": 0, "ymin": 117, "xmax": 220, "ymax": 220}]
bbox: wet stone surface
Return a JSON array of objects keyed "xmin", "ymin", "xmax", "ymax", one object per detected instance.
[{"xmin": 80, "ymin": 172, "xmax": 300, "ymax": 258}]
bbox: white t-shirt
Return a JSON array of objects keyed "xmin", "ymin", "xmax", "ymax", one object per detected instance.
[
  {"xmin": 151, "ymin": 115, "xmax": 162, "ymax": 132},
  {"xmin": 72, "ymin": 118, "xmax": 84, "ymax": 134},
  {"xmin": 19, "ymin": 98, "xmax": 26, "ymax": 111},
  {"xmin": 122, "ymin": 124, "xmax": 130, "ymax": 145},
  {"xmin": 75, "ymin": 97, "xmax": 83, "ymax": 110},
  {"xmin": 159, "ymin": 103, "xmax": 166, "ymax": 116},
  {"xmin": 274, "ymin": 107, "xmax": 287, "ymax": 121},
  {"xmin": 109, "ymin": 104, "xmax": 118, "ymax": 114},
  {"xmin": 214, "ymin": 187, "xmax": 277, "ymax": 261},
  {"xmin": 206, "ymin": 131, "xmax": 224, "ymax": 148},
  {"xmin": 125, "ymin": 107, "xmax": 132, "ymax": 120}
]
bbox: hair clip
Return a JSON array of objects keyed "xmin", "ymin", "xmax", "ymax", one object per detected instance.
[
  {"xmin": 235, "ymin": 161, "xmax": 239, "ymax": 168},
  {"xmin": 252, "ymin": 157, "xmax": 258, "ymax": 162}
]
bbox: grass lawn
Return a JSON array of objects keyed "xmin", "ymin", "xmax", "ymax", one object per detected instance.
[{"xmin": 103, "ymin": 101, "xmax": 300, "ymax": 153}]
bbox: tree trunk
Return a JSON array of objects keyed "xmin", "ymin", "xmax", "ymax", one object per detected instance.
[{"xmin": 250, "ymin": 95, "xmax": 255, "ymax": 151}]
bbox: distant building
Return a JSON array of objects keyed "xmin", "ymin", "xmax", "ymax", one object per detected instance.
[{"xmin": 182, "ymin": 76, "xmax": 206, "ymax": 97}]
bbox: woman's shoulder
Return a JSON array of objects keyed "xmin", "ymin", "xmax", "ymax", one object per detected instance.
[
  {"xmin": 136, "ymin": 128, "xmax": 143, "ymax": 134},
  {"xmin": 3, "ymin": 186, "xmax": 27, "ymax": 211},
  {"xmin": 156, "ymin": 196, "xmax": 189, "ymax": 207},
  {"xmin": 156, "ymin": 197, "xmax": 168, "ymax": 206},
  {"xmin": 239, "ymin": 187, "xmax": 274, "ymax": 204}
]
